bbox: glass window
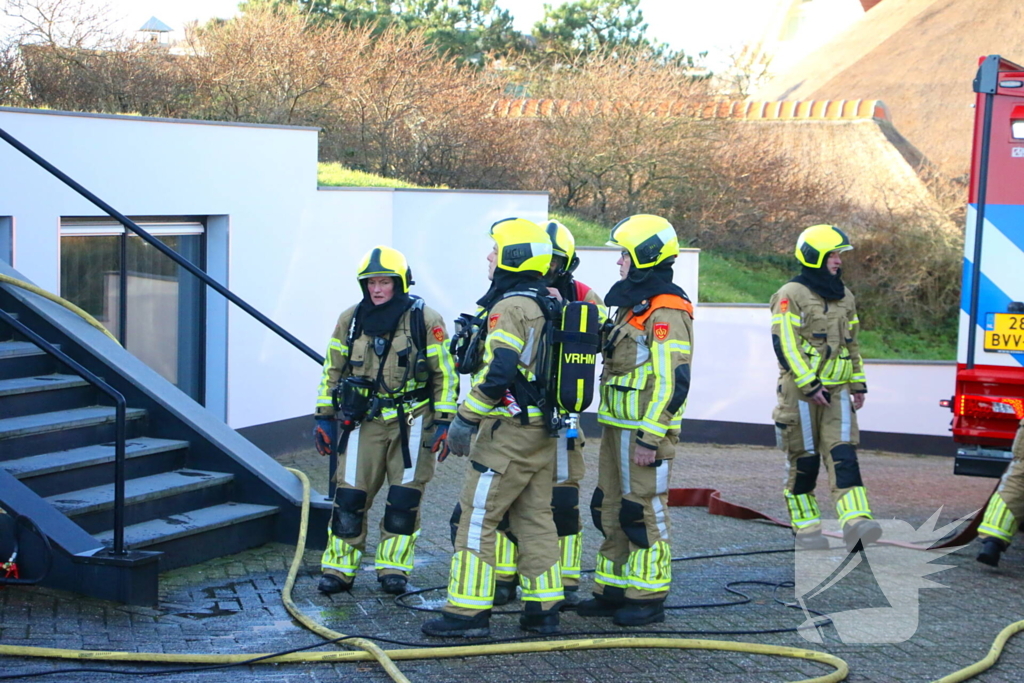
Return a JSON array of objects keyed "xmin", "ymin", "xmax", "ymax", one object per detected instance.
[{"xmin": 59, "ymin": 222, "xmax": 205, "ymax": 404}]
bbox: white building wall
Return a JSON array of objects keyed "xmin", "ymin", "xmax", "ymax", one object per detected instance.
[{"xmin": 0, "ymin": 107, "xmax": 956, "ymax": 440}]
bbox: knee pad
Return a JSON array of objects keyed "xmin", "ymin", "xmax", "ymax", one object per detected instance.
[
  {"xmin": 331, "ymin": 488, "xmax": 368, "ymax": 539},
  {"xmin": 449, "ymin": 503, "xmax": 462, "ymax": 547},
  {"xmin": 618, "ymin": 499, "xmax": 650, "ymax": 549},
  {"xmin": 831, "ymin": 444, "xmax": 864, "ymax": 489},
  {"xmin": 590, "ymin": 487, "xmax": 605, "ymax": 535},
  {"xmin": 552, "ymin": 486, "xmax": 580, "ymax": 537},
  {"xmin": 792, "ymin": 455, "xmax": 821, "ymax": 495},
  {"xmin": 383, "ymin": 485, "xmax": 421, "ymax": 536}
]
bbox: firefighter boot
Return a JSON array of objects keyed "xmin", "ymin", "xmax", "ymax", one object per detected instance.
[
  {"xmin": 977, "ymin": 538, "xmax": 1008, "ymax": 567},
  {"xmin": 614, "ymin": 600, "xmax": 665, "ymax": 627},
  {"xmin": 421, "ymin": 611, "xmax": 491, "ymax": 638},
  {"xmin": 379, "ymin": 574, "xmax": 407, "ymax": 595},
  {"xmin": 577, "ymin": 594, "xmax": 624, "ymax": 618},
  {"xmin": 494, "ymin": 578, "xmax": 517, "ymax": 606},
  {"xmin": 318, "ymin": 574, "xmax": 353, "ymax": 595},
  {"xmin": 519, "ymin": 604, "xmax": 560, "ymax": 635},
  {"xmin": 794, "ymin": 530, "xmax": 830, "ymax": 551},
  {"xmin": 843, "ymin": 518, "xmax": 882, "ymax": 553}
]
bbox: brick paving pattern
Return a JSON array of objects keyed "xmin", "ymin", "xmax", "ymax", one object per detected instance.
[{"xmin": 1, "ymin": 440, "xmax": 1021, "ymax": 682}]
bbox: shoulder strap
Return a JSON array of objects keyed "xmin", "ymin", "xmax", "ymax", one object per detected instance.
[
  {"xmin": 628, "ymin": 294, "xmax": 694, "ymax": 330},
  {"xmin": 409, "ymin": 297, "xmax": 427, "ymax": 351}
]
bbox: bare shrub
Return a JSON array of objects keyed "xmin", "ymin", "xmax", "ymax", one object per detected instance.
[
  {"xmin": 180, "ymin": 6, "xmax": 361, "ymax": 125},
  {"xmin": 506, "ymin": 50, "xmax": 722, "ymax": 221}
]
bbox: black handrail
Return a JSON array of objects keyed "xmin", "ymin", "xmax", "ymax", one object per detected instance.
[
  {"xmin": 0, "ymin": 308, "xmax": 128, "ymax": 555},
  {"xmin": 0, "ymin": 125, "xmax": 336, "ymax": 498},
  {"xmin": 0, "ymin": 126, "xmax": 325, "ymax": 366}
]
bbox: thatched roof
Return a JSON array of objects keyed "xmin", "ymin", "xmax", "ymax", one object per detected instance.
[
  {"xmin": 491, "ymin": 97, "xmax": 938, "ymax": 215},
  {"xmin": 755, "ymin": 0, "xmax": 1024, "ymax": 177}
]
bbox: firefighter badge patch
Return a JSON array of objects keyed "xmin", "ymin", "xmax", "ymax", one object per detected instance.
[
  {"xmin": 432, "ymin": 326, "xmax": 445, "ymax": 343},
  {"xmin": 653, "ymin": 322, "xmax": 669, "ymax": 341},
  {"xmin": 489, "ymin": 314, "xmax": 500, "ymax": 330},
  {"xmin": 780, "ymin": 299, "xmax": 789, "ymax": 313}
]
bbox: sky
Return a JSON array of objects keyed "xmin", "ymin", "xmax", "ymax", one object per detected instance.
[{"xmin": 89, "ymin": 0, "xmax": 773, "ymax": 65}]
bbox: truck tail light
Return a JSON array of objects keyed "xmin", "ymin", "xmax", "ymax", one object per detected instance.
[
  {"xmin": 1013, "ymin": 105, "xmax": 1024, "ymax": 139},
  {"xmin": 957, "ymin": 394, "xmax": 1024, "ymax": 419}
]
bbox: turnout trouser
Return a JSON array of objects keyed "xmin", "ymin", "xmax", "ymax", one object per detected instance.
[
  {"xmin": 979, "ymin": 421, "xmax": 1024, "ymax": 544},
  {"xmin": 444, "ymin": 417, "xmax": 563, "ymax": 618},
  {"xmin": 773, "ymin": 380, "xmax": 872, "ymax": 535},
  {"xmin": 590, "ymin": 426, "xmax": 676, "ymax": 603},
  {"xmin": 494, "ymin": 429, "xmax": 586, "ymax": 590},
  {"xmin": 321, "ymin": 407, "xmax": 435, "ymax": 583}
]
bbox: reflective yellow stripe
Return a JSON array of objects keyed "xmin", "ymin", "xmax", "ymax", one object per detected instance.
[
  {"xmin": 594, "ymin": 552, "xmax": 627, "ymax": 588},
  {"xmin": 375, "ymin": 530, "xmax": 419, "ymax": 571},
  {"xmin": 488, "ymin": 329, "xmax": 524, "ymax": 353},
  {"xmin": 560, "ymin": 532, "xmax": 582, "ymax": 580},
  {"xmin": 641, "ymin": 342, "xmax": 672, "ymax": 435},
  {"xmin": 465, "ymin": 393, "xmax": 497, "ymax": 416},
  {"xmin": 836, "ymin": 487, "xmax": 872, "ymax": 525},
  {"xmin": 495, "ymin": 532, "xmax": 518, "ymax": 578},
  {"xmin": 626, "ymin": 540, "xmax": 671, "ymax": 592},
  {"xmin": 980, "ymin": 494, "xmax": 1018, "ymax": 543},
  {"xmin": 778, "ymin": 311, "xmax": 816, "ymax": 387},
  {"xmin": 447, "ymin": 550, "xmax": 495, "ymax": 609},
  {"xmin": 427, "ymin": 342, "xmax": 459, "ymax": 412},
  {"xmin": 784, "ymin": 489, "xmax": 821, "ymax": 529},
  {"xmin": 520, "ymin": 564, "xmax": 564, "ymax": 602},
  {"xmin": 321, "ymin": 531, "xmax": 361, "ymax": 576}
]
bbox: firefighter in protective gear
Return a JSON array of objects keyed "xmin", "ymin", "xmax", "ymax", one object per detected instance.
[
  {"xmin": 314, "ymin": 246, "xmax": 458, "ymax": 596},
  {"xmin": 491, "ymin": 220, "xmax": 607, "ymax": 605},
  {"xmin": 976, "ymin": 419, "xmax": 1024, "ymax": 566},
  {"xmin": 771, "ymin": 225, "xmax": 881, "ymax": 553},
  {"xmin": 579, "ymin": 214, "xmax": 693, "ymax": 627},
  {"xmin": 422, "ymin": 218, "xmax": 564, "ymax": 638}
]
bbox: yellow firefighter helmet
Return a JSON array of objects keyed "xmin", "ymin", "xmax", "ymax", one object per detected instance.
[
  {"xmin": 607, "ymin": 214, "xmax": 679, "ymax": 269},
  {"xmin": 490, "ymin": 217, "xmax": 553, "ymax": 275},
  {"xmin": 795, "ymin": 224, "xmax": 853, "ymax": 269},
  {"xmin": 356, "ymin": 245, "xmax": 412, "ymax": 293}
]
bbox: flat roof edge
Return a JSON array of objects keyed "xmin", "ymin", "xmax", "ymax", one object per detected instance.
[
  {"xmin": 0, "ymin": 106, "xmax": 319, "ymax": 132},
  {"xmin": 317, "ymin": 186, "xmax": 549, "ymax": 196}
]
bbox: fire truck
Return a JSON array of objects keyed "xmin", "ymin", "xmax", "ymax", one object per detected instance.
[{"xmin": 947, "ymin": 55, "xmax": 1024, "ymax": 478}]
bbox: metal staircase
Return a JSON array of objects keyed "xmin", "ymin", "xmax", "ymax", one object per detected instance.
[{"xmin": 0, "ymin": 125, "xmax": 332, "ymax": 606}]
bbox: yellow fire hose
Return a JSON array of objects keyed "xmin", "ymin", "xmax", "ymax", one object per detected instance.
[
  {"xmin": 0, "ymin": 273, "xmax": 120, "ymax": 344},
  {"xmin": 0, "ymin": 275, "xmax": 1017, "ymax": 682}
]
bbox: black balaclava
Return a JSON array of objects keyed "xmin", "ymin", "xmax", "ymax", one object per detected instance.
[
  {"xmin": 605, "ymin": 257, "xmax": 689, "ymax": 309},
  {"xmin": 476, "ymin": 268, "xmax": 547, "ymax": 311},
  {"xmin": 791, "ymin": 264, "xmax": 846, "ymax": 301},
  {"xmin": 358, "ymin": 277, "xmax": 413, "ymax": 336}
]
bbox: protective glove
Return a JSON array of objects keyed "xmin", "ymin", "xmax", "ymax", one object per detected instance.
[
  {"xmin": 445, "ymin": 414, "xmax": 479, "ymax": 458},
  {"xmin": 429, "ymin": 420, "xmax": 452, "ymax": 462},
  {"xmin": 313, "ymin": 418, "xmax": 337, "ymax": 457}
]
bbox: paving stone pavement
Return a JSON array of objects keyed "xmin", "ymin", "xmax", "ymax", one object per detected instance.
[{"xmin": 1, "ymin": 440, "xmax": 1021, "ymax": 682}]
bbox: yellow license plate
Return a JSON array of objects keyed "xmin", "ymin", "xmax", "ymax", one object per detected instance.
[{"xmin": 985, "ymin": 313, "xmax": 1024, "ymax": 353}]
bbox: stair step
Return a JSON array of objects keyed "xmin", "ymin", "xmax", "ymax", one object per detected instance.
[
  {"xmin": 4, "ymin": 437, "xmax": 190, "ymax": 480},
  {"xmin": 46, "ymin": 469, "xmax": 234, "ymax": 518},
  {"xmin": 0, "ymin": 374, "xmax": 89, "ymax": 397},
  {"xmin": 94, "ymin": 502, "xmax": 279, "ymax": 549},
  {"xmin": 0, "ymin": 340, "xmax": 39, "ymax": 359},
  {"xmin": 0, "ymin": 341, "xmax": 55, "ymax": 379},
  {"xmin": 0, "ymin": 405, "xmax": 147, "ymax": 441}
]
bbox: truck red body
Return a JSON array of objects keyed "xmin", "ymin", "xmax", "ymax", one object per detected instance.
[{"xmin": 951, "ymin": 56, "xmax": 1024, "ymax": 477}]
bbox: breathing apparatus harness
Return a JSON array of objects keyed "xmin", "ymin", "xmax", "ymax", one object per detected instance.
[
  {"xmin": 331, "ymin": 297, "xmax": 432, "ymax": 468},
  {"xmin": 450, "ymin": 283, "xmax": 600, "ymax": 442}
]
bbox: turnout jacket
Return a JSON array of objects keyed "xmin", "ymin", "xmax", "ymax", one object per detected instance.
[
  {"xmin": 598, "ymin": 295, "xmax": 694, "ymax": 449},
  {"xmin": 769, "ymin": 282, "xmax": 867, "ymax": 396},
  {"xmin": 315, "ymin": 303, "xmax": 458, "ymax": 420},
  {"xmin": 459, "ymin": 293, "xmax": 551, "ymax": 427}
]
